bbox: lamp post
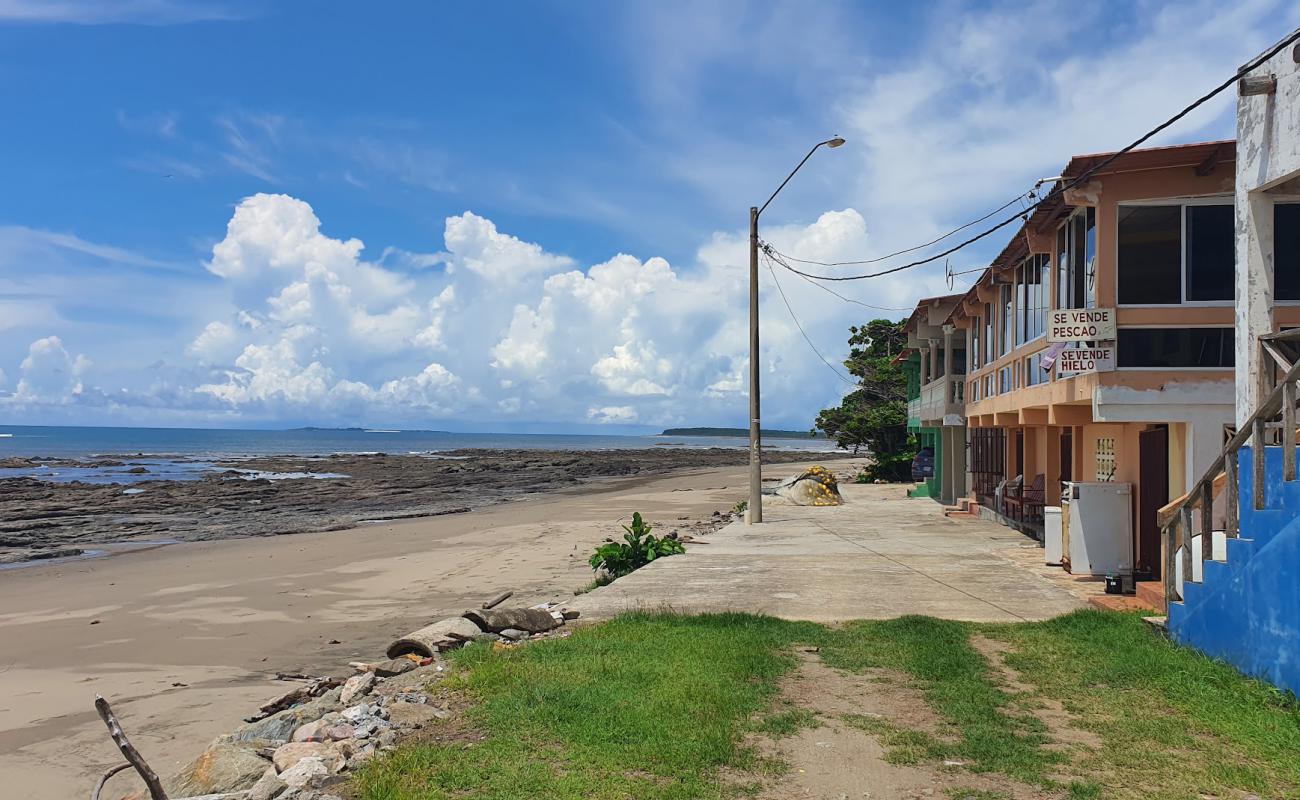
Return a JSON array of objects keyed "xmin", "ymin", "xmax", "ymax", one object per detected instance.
[{"xmin": 748, "ymin": 136, "xmax": 845, "ymax": 524}]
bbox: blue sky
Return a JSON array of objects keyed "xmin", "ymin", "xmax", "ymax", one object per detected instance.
[{"xmin": 1, "ymin": 0, "xmax": 1296, "ymax": 431}]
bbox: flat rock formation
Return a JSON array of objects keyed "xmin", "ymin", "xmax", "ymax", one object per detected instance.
[{"xmin": 0, "ymin": 448, "xmax": 842, "ymax": 562}]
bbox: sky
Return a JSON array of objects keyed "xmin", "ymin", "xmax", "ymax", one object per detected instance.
[{"xmin": 1, "ymin": 0, "xmax": 1297, "ymax": 433}]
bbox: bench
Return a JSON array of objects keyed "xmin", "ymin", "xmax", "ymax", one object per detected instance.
[{"xmin": 1004, "ymin": 473, "xmax": 1045, "ymax": 528}]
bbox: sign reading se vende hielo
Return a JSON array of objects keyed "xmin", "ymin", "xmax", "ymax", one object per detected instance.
[
  {"xmin": 1047, "ymin": 308, "xmax": 1116, "ymax": 342},
  {"xmin": 1056, "ymin": 346, "xmax": 1116, "ymax": 377}
]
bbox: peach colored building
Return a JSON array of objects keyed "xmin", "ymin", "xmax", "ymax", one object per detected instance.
[{"xmin": 948, "ymin": 141, "xmax": 1300, "ymax": 583}]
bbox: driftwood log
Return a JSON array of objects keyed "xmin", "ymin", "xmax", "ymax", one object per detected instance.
[
  {"xmin": 482, "ymin": 590, "xmax": 514, "ymax": 609},
  {"xmin": 94, "ymin": 695, "xmax": 168, "ymax": 800}
]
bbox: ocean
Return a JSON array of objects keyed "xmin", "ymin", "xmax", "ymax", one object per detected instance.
[{"xmin": 0, "ymin": 425, "xmax": 838, "ymax": 484}]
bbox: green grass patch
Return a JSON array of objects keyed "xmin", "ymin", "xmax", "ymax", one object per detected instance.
[
  {"xmin": 751, "ymin": 706, "xmax": 819, "ymax": 738},
  {"xmin": 820, "ymin": 616, "xmax": 1060, "ymax": 783},
  {"xmin": 987, "ymin": 610, "xmax": 1300, "ymax": 799},
  {"xmin": 353, "ymin": 610, "xmax": 1300, "ymax": 800},
  {"xmin": 353, "ymin": 612, "xmax": 820, "ymax": 800}
]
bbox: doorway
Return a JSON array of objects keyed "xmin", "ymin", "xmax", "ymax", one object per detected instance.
[{"xmin": 1137, "ymin": 426, "xmax": 1169, "ymax": 580}]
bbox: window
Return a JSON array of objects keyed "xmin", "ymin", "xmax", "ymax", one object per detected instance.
[
  {"xmin": 1118, "ymin": 202, "xmax": 1234, "ymax": 304},
  {"xmin": 983, "ymin": 303, "xmax": 993, "ymax": 363},
  {"xmin": 999, "ymin": 366, "xmax": 1013, "ymax": 393},
  {"xmin": 1017, "ymin": 254, "xmax": 1048, "ymax": 344},
  {"xmin": 1024, "ymin": 355, "xmax": 1049, "ymax": 386},
  {"xmin": 1116, "ymin": 328, "xmax": 1234, "ymax": 368},
  {"xmin": 1000, "ymin": 284, "xmax": 1013, "ymax": 355},
  {"xmin": 970, "ymin": 315, "xmax": 981, "ymax": 370},
  {"xmin": 1057, "ymin": 209, "xmax": 1096, "ymax": 309},
  {"xmin": 1186, "ymin": 205, "xmax": 1234, "ymax": 300},
  {"xmin": 1277, "ymin": 203, "xmax": 1300, "ymax": 301},
  {"xmin": 1118, "ymin": 205, "xmax": 1181, "ymax": 303},
  {"xmin": 969, "ymin": 378, "xmax": 980, "ymax": 402},
  {"xmin": 952, "ymin": 348, "xmax": 966, "ymax": 376}
]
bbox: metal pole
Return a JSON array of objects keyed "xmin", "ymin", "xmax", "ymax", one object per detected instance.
[{"xmin": 748, "ymin": 205, "xmax": 763, "ymax": 523}]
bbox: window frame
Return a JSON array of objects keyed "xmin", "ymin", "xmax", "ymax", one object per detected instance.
[
  {"xmin": 1116, "ymin": 196, "xmax": 1235, "ymax": 309},
  {"xmin": 1112, "ymin": 324, "xmax": 1235, "ymax": 371},
  {"xmin": 1273, "ymin": 198, "xmax": 1300, "ymax": 305}
]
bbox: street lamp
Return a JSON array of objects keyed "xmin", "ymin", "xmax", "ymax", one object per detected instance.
[{"xmin": 747, "ymin": 136, "xmax": 845, "ymax": 524}]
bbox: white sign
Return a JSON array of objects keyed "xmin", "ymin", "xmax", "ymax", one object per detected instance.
[
  {"xmin": 1055, "ymin": 346, "xmax": 1116, "ymax": 377},
  {"xmin": 1048, "ymin": 308, "xmax": 1116, "ymax": 342}
]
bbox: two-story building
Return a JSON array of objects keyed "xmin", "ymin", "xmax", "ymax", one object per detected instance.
[
  {"xmin": 949, "ymin": 140, "xmax": 1300, "ymax": 584},
  {"xmin": 900, "ymin": 294, "xmax": 967, "ymax": 504}
]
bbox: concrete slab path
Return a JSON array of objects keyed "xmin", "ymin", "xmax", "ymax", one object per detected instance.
[{"xmin": 570, "ymin": 482, "xmax": 1084, "ymax": 623}]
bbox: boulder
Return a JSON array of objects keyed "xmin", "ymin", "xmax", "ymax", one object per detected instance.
[
  {"xmin": 772, "ymin": 466, "xmax": 843, "ymax": 507},
  {"xmin": 387, "ymin": 700, "xmax": 450, "ymax": 730},
  {"xmin": 224, "ymin": 688, "xmax": 344, "ymax": 746},
  {"xmin": 166, "ymin": 741, "xmax": 270, "ymax": 797},
  {"xmin": 462, "ymin": 607, "xmax": 560, "ymax": 634},
  {"xmin": 272, "ymin": 741, "xmax": 345, "ymax": 773},
  {"xmin": 248, "ymin": 767, "xmax": 288, "ymax": 800},
  {"xmin": 499, "ymin": 628, "xmax": 529, "ymax": 641},
  {"xmin": 373, "ymin": 658, "xmax": 417, "ymax": 677},
  {"xmin": 339, "ymin": 671, "xmax": 376, "ymax": 705},
  {"xmin": 292, "ymin": 719, "xmax": 333, "ymax": 743},
  {"xmin": 386, "ymin": 617, "xmax": 483, "ymax": 658},
  {"xmin": 279, "ymin": 756, "xmax": 331, "ymax": 789}
]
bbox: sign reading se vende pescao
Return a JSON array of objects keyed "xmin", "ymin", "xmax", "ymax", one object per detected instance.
[
  {"xmin": 1047, "ymin": 308, "xmax": 1116, "ymax": 342},
  {"xmin": 1056, "ymin": 346, "xmax": 1116, "ymax": 377}
]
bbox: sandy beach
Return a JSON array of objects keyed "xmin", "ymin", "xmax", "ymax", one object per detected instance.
[{"xmin": 0, "ymin": 457, "xmax": 846, "ymax": 800}]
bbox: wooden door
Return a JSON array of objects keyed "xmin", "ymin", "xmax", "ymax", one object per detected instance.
[{"xmin": 1137, "ymin": 426, "xmax": 1169, "ymax": 580}]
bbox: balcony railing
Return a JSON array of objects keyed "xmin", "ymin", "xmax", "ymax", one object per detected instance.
[{"xmin": 914, "ymin": 374, "xmax": 965, "ymax": 424}]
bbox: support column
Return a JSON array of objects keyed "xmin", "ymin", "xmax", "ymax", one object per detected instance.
[
  {"xmin": 920, "ymin": 345, "xmax": 932, "ymax": 385},
  {"xmin": 1235, "ymin": 189, "xmax": 1274, "ymax": 427},
  {"xmin": 942, "ymin": 325, "xmax": 955, "ymax": 380}
]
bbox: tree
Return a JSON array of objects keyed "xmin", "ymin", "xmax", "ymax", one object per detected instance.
[{"xmin": 814, "ymin": 318, "xmax": 912, "ymax": 480}]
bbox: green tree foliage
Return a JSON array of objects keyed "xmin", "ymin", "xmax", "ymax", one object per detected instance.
[{"xmin": 814, "ymin": 319, "xmax": 911, "ymax": 480}]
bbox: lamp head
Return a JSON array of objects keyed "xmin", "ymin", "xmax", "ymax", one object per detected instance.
[{"xmin": 825, "ymin": 137, "xmax": 846, "ymax": 148}]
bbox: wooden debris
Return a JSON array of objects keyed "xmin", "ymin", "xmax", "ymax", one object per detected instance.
[
  {"xmin": 245, "ymin": 676, "xmax": 341, "ymax": 722},
  {"xmin": 482, "ymin": 590, "xmax": 514, "ymax": 609},
  {"xmin": 94, "ymin": 695, "xmax": 169, "ymax": 800}
]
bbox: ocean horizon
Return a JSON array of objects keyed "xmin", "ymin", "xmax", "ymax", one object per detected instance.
[{"xmin": 0, "ymin": 424, "xmax": 838, "ymax": 461}]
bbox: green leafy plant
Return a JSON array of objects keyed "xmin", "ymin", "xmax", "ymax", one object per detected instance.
[
  {"xmin": 588, "ymin": 512, "xmax": 685, "ymax": 578},
  {"xmin": 733, "ymin": 499, "xmax": 748, "ymax": 515}
]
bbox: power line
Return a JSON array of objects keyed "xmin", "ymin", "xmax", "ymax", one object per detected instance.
[
  {"xmin": 760, "ymin": 250, "xmax": 859, "ymax": 386},
  {"xmin": 772, "ymin": 189, "xmax": 1035, "ymax": 268},
  {"xmin": 767, "ymin": 27, "xmax": 1300, "ymax": 282}
]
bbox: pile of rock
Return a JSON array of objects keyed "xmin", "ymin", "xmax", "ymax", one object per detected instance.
[{"xmin": 136, "ymin": 602, "xmax": 578, "ymax": 800}]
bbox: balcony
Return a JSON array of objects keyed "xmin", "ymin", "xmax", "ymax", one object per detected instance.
[{"xmin": 911, "ymin": 374, "xmax": 965, "ymax": 427}]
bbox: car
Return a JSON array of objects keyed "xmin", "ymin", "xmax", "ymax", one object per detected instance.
[{"xmin": 911, "ymin": 446, "xmax": 935, "ymax": 482}]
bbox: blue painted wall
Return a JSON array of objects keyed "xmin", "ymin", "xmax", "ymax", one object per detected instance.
[{"xmin": 1168, "ymin": 446, "xmax": 1300, "ymax": 696}]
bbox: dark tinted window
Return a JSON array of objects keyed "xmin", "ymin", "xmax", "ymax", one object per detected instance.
[
  {"xmin": 1186, "ymin": 205, "xmax": 1234, "ymax": 301},
  {"xmin": 1117, "ymin": 328, "xmax": 1234, "ymax": 368},
  {"xmin": 1118, "ymin": 206, "xmax": 1181, "ymax": 304},
  {"xmin": 1278, "ymin": 203, "xmax": 1300, "ymax": 301}
]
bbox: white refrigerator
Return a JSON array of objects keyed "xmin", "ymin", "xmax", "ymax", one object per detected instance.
[{"xmin": 1061, "ymin": 482, "xmax": 1133, "ymax": 577}]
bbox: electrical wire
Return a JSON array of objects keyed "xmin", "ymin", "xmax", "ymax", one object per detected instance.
[
  {"xmin": 760, "ymin": 250, "xmax": 859, "ymax": 386},
  {"xmin": 771, "ymin": 189, "xmax": 1035, "ymax": 268},
  {"xmin": 767, "ymin": 27, "xmax": 1300, "ymax": 282}
]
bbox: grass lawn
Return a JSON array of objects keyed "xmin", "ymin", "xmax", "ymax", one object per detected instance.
[{"xmin": 352, "ymin": 610, "xmax": 1300, "ymax": 800}]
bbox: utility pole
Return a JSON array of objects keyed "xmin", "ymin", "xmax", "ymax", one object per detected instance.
[
  {"xmin": 747, "ymin": 136, "xmax": 845, "ymax": 524},
  {"xmin": 748, "ymin": 205, "xmax": 763, "ymax": 523}
]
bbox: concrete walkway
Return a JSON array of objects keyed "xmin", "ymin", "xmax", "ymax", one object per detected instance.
[{"xmin": 570, "ymin": 482, "xmax": 1084, "ymax": 623}]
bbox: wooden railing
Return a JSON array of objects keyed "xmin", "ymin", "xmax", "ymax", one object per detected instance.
[{"xmin": 1160, "ymin": 331, "xmax": 1300, "ymax": 603}]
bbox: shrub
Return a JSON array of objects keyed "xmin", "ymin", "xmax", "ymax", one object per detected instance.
[{"xmin": 588, "ymin": 512, "xmax": 685, "ymax": 579}]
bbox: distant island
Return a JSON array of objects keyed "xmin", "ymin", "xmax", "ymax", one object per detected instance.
[{"xmin": 661, "ymin": 427, "xmax": 821, "ymax": 439}]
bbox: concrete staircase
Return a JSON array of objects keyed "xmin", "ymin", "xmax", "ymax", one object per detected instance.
[{"xmin": 1167, "ymin": 445, "xmax": 1300, "ymax": 695}]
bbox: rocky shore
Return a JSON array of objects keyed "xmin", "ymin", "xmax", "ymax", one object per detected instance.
[{"xmin": 0, "ymin": 448, "xmax": 842, "ymax": 563}]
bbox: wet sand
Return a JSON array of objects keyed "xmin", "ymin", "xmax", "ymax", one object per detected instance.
[{"xmin": 0, "ymin": 458, "xmax": 839, "ymax": 800}]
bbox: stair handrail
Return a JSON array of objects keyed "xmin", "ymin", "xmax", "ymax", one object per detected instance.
[{"xmin": 1159, "ymin": 344, "xmax": 1300, "ymax": 603}]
